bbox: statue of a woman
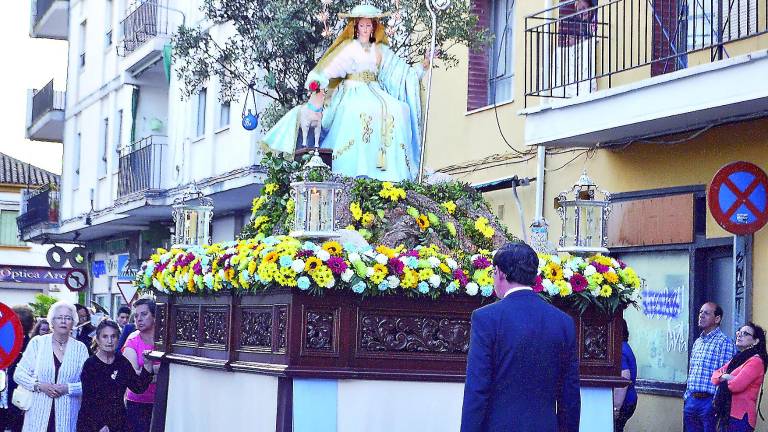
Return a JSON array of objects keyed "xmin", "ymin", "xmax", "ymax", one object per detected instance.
[{"xmin": 261, "ymin": 4, "xmax": 429, "ymax": 182}]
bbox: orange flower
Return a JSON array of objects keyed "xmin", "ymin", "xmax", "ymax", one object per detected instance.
[
  {"xmin": 416, "ymin": 215, "xmax": 430, "ymax": 231},
  {"xmin": 263, "ymin": 252, "xmax": 278, "ymax": 264}
]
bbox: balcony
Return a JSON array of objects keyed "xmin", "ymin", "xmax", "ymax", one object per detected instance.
[
  {"xmin": 26, "ymin": 80, "xmax": 65, "ymax": 142},
  {"xmin": 17, "ymin": 185, "xmax": 60, "ymax": 239},
  {"xmin": 117, "ymin": 135, "xmax": 166, "ymax": 199},
  {"xmin": 118, "ymin": 0, "xmax": 171, "ymax": 76},
  {"xmin": 522, "ymin": 0, "xmax": 768, "ymax": 147},
  {"xmin": 30, "ymin": 0, "xmax": 69, "ymax": 40}
]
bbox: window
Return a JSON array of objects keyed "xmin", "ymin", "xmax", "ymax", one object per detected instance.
[
  {"xmin": 488, "ymin": 0, "xmax": 515, "ymax": 104},
  {"xmin": 73, "ymin": 132, "xmax": 81, "ymax": 188},
  {"xmin": 0, "ymin": 210, "xmax": 24, "ymax": 246},
  {"xmin": 99, "ymin": 117, "xmax": 109, "ymax": 178},
  {"xmin": 114, "ymin": 110, "xmax": 123, "ymax": 173},
  {"xmin": 79, "ymin": 21, "xmax": 87, "ymax": 69},
  {"xmin": 105, "ymin": 0, "xmax": 113, "ymax": 48},
  {"xmin": 196, "ymin": 88, "xmax": 207, "ymax": 137},
  {"xmin": 218, "ymin": 101, "xmax": 230, "ymax": 129}
]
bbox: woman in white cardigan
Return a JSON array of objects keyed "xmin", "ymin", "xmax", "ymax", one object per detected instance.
[{"xmin": 14, "ymin": 301, "xmax": 89, "ymax": 432}]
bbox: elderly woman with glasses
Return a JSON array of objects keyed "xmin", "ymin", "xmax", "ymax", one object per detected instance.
[
  {"xmin": 14, "ymin": 301, "xmax": 89, "ymax": 432},
  {"xmin": 711, "ymin": 322, "xmax": 768, "ymax": 432}
]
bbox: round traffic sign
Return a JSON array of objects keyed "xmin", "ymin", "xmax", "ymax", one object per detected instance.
[
  {"xmin": 64, "ymin": 269, "xmax": 89, "ymax": 292},
  {"xmin": 708, "ymin": 161, "xmax": 768, "ymax": 235},
  {"xmin": 0, "ymin": 303, "xmax": 24, "ymax": 369}
]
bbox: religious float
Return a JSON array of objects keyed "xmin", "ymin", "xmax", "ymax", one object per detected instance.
[{"xmin": 137, "ymin": 3, "xmax": 640, "ymax": 431}]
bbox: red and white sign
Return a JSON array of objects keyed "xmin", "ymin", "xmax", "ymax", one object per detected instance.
[
  {"xmin": 64, "ymin": 269, "xmax": 88, "ymax": 292},
  {"xmin": 708, "ymin": 161, "xmax": 768, "ymax": 235},
  {"xmin": 117, "ymin": 281, "xmax": 140, "ymax": 305},
  {"xmin": 0, "ymin": 303, "xmax": 24, "ymax": 369}
]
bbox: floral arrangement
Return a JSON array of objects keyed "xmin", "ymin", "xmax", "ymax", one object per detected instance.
[
  {"xmin": 136, "ymin": 236, "xmax": 499, "ymax": 299},
  {"xmin": 534, "ymin": 253, "xmax": 642, "ymax": 315}
]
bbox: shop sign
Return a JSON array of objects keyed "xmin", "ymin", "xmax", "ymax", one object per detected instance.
[{"xmin": 0, "ymin": 265, "xmax": 69, "ymax": 284}]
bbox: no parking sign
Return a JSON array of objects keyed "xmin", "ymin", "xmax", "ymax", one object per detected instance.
[
  {"xmin": 708, "ymin": 161, "xmax": 768, "ymax": 235},
  {"xmin": 0, "ymin": 303, "xmax": 24, "ymax": 369}
]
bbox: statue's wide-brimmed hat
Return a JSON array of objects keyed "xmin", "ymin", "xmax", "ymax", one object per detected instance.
[{"xmin": 338, "ymin": 4, "xmax": 391, "ymax": 19}]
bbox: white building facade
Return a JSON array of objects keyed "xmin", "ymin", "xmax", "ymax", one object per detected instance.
[{"xmin": 22, "ymin": 0, "xmax": 268, "ymax": 314}]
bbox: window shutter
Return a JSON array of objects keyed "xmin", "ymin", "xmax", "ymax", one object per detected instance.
[{"xmin": 467, "ymin": 0, "xmax": 491, "ymax": 111}]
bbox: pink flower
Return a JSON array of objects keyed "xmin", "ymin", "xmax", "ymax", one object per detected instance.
[
  {"xmin": 192, "ymin": 261, "xmax": 203, "ymax": 275},
  {"xmin": 326, "ymin": 256, "xmax": 348, "ymax": 275},
  {"xmin": 473, "ymin": 256, "xmax": 491, "ymax": 269},
  {"xmin": 533, "ymin": 275, "xmax": 544, "ymax": 293},
  {"xmin": 296, "ymin": 249, "xmax": 314, "ymax": 259},
  {"xmin": 570, "ymin": 273, "xmax": 588, "ymax": 292},
  {"xmin": 453, "ymin": 269, "xmax": 469, "ymax": 287},
  {"xmin": 592, "ymin": 262, "xmax": 610, "ymax": 273},
  {"xmin": 388, "ymin": 258, "xmax": 405, "ymax": 275},
  {"xmin": 402, "ymin": 250, "xmax": 420, "ymax": 258}
]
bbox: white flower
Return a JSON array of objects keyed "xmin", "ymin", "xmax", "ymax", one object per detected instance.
[
  {"xmin": 470, "ymin": 254, "xmax": 480, "ymax": 263},
  {"xmin": 427, "ymin": 257, "xmax": 441, "ymax": 268},
  {"xmin": 341, "ymin": 269, "xmax": 354, "ymax": 282},
  {"xmin": 363, "ymin": 249, "xmax": 377, "ymax": 259},
  {"xmin": 386, "ymin": 275, "xmax": 400, "ymax": 289},
  {"xmin": 550, "ymin": 255, "xmax": 562, "ymax": 265},
  {"xmin": 366, "ymin": 267, "xmax": 375, "ymax": 277},
  {"xmin": 563, "ymin": 268, "xmax": 574, "ymax": 280},
  {"xmin": 611, "ymin": 258, "xmax": 619, "ymax": 268},
  {"xmin": 446, "ymin": 258, "xmax": 458, "ymax": 270},
  {"xmin": 316, "ymin": 249, "xmax": 331, "ymax": 262},
  {"xmin": 375, "ymin": 254, "xmax": 389, "ymax": 265},
  {"xmin": 325, "ymin": 278, "xmax": 336, "ymax": 288},
  {"xmin": 583, "ymin": 265, "xmax": 596, "ymax": 277},
  {"xmin": 466, "ymin": 282, "xmax": 479, "ymax": 296},
  {"xmin": 291, "ymin": 259, "xmax": 306, "ymax": 273},
  {"xmin": 348, "ymin": 253, "xmax": 361, "ymax": 263},
  {"xmin": 543, "ymin": 280, "xmax": 559, "ymax": 296},
  {"xmin": 428, "ymin": 274, "xmax": 441, "ymax": 288},
  {"xmin": 538, "ymin": 257, "xmax": 547, "ymax": 271}
]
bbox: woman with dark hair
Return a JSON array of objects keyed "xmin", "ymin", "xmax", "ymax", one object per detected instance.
[
  {"xmin": 613, "ymin": 318, "xmax": 637, "ymax": 432},
  {"xmin": 74, "ymin": 304, "xmax": 96, "ymax": 355},
  {"xmin": 31, "ymin": 318, "xmax": 51, "ymax": 337},
  {"xmin": 122, "ymin": 298, "xmax": 159, "ymax": 432},
  {"xmin": 712, "ymin": 322, "xmax": 768, "ymax": 432},
  {"xmin": 77, "ymin": 320, "xmax": 153, "ymax": 432}
]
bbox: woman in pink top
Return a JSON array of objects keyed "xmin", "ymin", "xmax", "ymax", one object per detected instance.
[
  {"xmin": 121, "ymin": 298, "xmax": 158, "ymax": 432},
  {"xmin": 711, "ymin": 322, "xmax": 768, "ymax": 432}
]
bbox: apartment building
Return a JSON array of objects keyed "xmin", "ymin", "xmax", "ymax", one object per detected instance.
[
  {"xmin": 21, "ymin": 0, "xmax": 267, "ymax": 316},
  {"xmin": 426, "ymin": 0, "xmax": 768, "ymax": 430}
]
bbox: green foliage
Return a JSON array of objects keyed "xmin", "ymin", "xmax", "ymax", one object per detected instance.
[
  {"xmin": 28, "ymin": 293, "xmax": 57, "ymax": 318},
  {"xmin": 172, "ymin": 0, "xmax": 492, "ymax": 129}
]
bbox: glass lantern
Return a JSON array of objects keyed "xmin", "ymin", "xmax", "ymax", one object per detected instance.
[
  {"xmin": 289, "ymin": 151, "xmax": 343, "ymax": 239},
  {"xmin": 171, "ymin": 187, "xmax": 214, "ymax": 247},
  {"xmin": 555, "ymin": 170, "xmax": 611, "ymax": 255}
]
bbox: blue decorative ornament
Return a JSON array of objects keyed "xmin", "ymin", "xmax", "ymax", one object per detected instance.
[{"xmin": 242, "ymin": 110, "xmax": 259, "ymax": 131}]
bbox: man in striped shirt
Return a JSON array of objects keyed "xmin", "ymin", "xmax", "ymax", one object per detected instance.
[{"xmin": 683, "ymin": 302, "xmax": 736, "ymax": 432}]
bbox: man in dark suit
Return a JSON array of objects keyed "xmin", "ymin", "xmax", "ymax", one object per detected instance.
[{"xmin": 460, "ymin": 242, "xmax": 581, "ymax": 432}]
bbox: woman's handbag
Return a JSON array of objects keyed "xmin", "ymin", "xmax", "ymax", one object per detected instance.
[{"xmin": 11, "ymin": 340, "xmax": 43, "ymax": 411}]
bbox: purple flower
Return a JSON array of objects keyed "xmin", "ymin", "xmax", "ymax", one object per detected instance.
[
  {"xmin": 453, "ymin": 269, "xmax": 469, "ymax": 287},
  {"xmin": 402, "ymin": 250, "xmax": 420, "ymax": 258},
  {"xmin": 326, "ymin": 256, "xmax": 348, "ymax": 275},
  {"xmin": 296, "ymin": 249, "xmax": 314, "ymax": 259},
  {"xmin": 193, "ymin": 261, "xmax": 203, "ymax": 275},
  {"xmin": 388, "ymin": 258, "xmax": 405, "ymax": 275},
  {"xmin": 592, "ymin": 262, "xmax": 609, "ymax": 273},
  {"xmin": 473, "ymin": 256, "xmax": 491, "ymax": 269}
]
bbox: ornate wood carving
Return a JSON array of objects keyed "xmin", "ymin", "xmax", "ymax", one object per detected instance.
[
  {"xmin": 202, "ymin": 308, "xmax": 228, "ymax": 346},
  {"xmin": 175, "ymin": 308, "xmax": 199, "ymax": 343},
  {"xmin": 155, "ymin": 303, "xmax": 166, "ymax": 343},
  {"xmin": 582, "ymin": 321, "xmax": 610, "ymax": 361},
  {"xmin": 305, "ymin": 310, "xmax": 334, "ymax": 351},
  {"xmin": 359, "ymin": 313, "xmax": 471, "ymax": 355},
  {"xmin": 241, "ymin": 308, "xmax": 273, "ymax": 349},
  {"xmin": 277, "ymin": 306, "xmax": 288, "ymax": 351}
]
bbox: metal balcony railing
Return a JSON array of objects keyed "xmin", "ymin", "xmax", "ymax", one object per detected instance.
[
  {"xmin": 35, "ymin": 0, "xmax": 67, "ymax": 27},
  {"xmin": 119, "ymin": 0, "xmax": 169, "ymax": 56},
  {"xmin": 17, "ymin": 184, "xmax": 60, "ymax": 233},
  {"xmin": 524, "ymin": 0, "xmax": 768, "ymax": 105},
  {"xmin": 117, "ymin": 135, "xmax": 166, "ymax": 198},
  {"xmin": 31, "ymin": 80, "xmax": 66, "ymax": 126}
]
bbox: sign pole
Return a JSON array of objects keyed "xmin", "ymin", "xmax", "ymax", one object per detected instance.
[{"xmin": 733, "ymin": 234, "xmax": 753, "ymax": 329}]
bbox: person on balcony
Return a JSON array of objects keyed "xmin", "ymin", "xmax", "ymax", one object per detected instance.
[
  {"xmin": 460, "ymin": 242, "xmax": 580, "ymax": 432},
  {"xmin": 711, "ymin": 322, "xmax": 768, "ymax": 432},
  {"xmin": 261, "ymin": 4, "xmax": 432, "ymax": 182},
  {"xmin": 684, "ymin": 302, "xmax": 736, "ymax": 432}
]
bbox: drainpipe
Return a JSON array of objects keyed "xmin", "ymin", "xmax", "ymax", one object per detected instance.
[{"xmin": 535, "ymin": 145, "xmax": 546, "ymax": 222}]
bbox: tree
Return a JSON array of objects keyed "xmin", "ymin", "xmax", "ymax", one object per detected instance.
[
  {"xmin": 29, "ymin": 293, "xmax": 57, "ymax": 318},
  {"xmin": 173, "ymin": 0, "xmax": 491, "ymax": 129}
]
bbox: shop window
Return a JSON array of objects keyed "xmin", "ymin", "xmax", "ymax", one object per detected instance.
[{"xmin": 0, "ymin": 210, "xmax": 24, "ymax": 246}]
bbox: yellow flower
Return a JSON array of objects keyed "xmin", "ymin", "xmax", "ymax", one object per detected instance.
[
  {"xmin": 376, "ymin": 245, "xmax": 396, "ymax": 259},
  {"xmin": 264, "ymin": 183, "xmax": 278, "ymax": 195},
  {"xmin": 441, "ymin": 201, "xmax": 457, "ymax": 215},
  {"xmin": 600, "ymin": 284, "xmax": 613, "ymax": 297},
  {"xmin": 247, "ymin": 260, "xmax": 257, "ymax": 274},
  {"xmin": 604, "ymin": 271, "xmax": 619, "ymax": 284},
  {"xmin": 350, "ymin": 202, "xmax": 363, "ymax": 221},
  {"xmin": 252, "ymin": 196, "xmax": 266, "ymax": 214},
  {"xmin": 556, "ymin": 280, "xmax": 572, "ymax": 296},
  {"xmin": 593, "ymin": 255, "xmax": 613, "ymax": 266},
  {"xmin": 378, "ymin": 182, "xmax": 406, "ymax": 202},
  {"xmin": 275, "ymin": 267, "xmax": 298, "ymax": 287},
  {"xmin": 475, "ymin": 269, "xmax": 494, "ymax": 286},
  {"xmin": 311, "ymin": 265, "xmax": 334, "ymax": 287},
  {"xmin": 361, "ymin": 212, "xmax": 375, "ymax": 227},
  {"xmin": 263, "ymin": 252, "xmax": 278, "ymax": 264},
  {"xmin": 322, "ymin": 241, "xmax": 343, "ymax": 256},
  {"xmin": 401, "ymin": 269, "xmax": 419, "ymax": 289},
  {"xmin": 304, "ymin": 257, "xmax": 323, "ymax": 273},
  {"xmin": 373, "ymin": 263, "xmax": 389, "ymax": 278},
  {"xmin": 253, "ymin": 215, "xmax": 270, "ymax": 229},
  {"xmin": 286, "ymin": 198, "xmax": 295, "ymax": 214},
  {"xmin": 416, "ymin": 215, "xmax": 430, "ymax": 231},
  {"xmin": 257, "ymin": 262, "xmax": 278, "ymax": 283},
  {"xmin": 382, "ymin": 181, "xmax": 394, "ymax": 190},
  {"xmin": 546, "ymin": 262, "xmax": 563, "ymax": 281},
  {"xmin": 345, "ymin": 224, "xmax": 356, "ymax": 231},
  {"xmin": 589, "ymin": 273, "xmax": 604, "ymax": 285},
  {"xmin": 439, "ymin": 263, "xmax": 451, "ymax": 274},
  {"xmin": 418, "ymin": 268, "xmax": 434, "ymax": 281}
]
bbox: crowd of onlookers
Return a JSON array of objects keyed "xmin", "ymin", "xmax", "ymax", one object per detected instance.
[{"xmin": 0, "ymin": 298, "xmax": 158, "ymax": 432}]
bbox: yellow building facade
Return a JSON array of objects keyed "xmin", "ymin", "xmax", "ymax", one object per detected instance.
[{"xmin": 426, "ymin": 0, "xmax": 768, "ymax": 430}]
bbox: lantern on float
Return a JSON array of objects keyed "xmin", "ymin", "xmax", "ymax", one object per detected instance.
[
  {"xmin": 289, "ymin": 151, "xmax": 343, "ymax": 239},
  {"xmin": 555, "ymin": 170, "xmax": 611, "ymax": 255},
  {"xmin": 171, "ymin": 186, "xmax": 214, "ymax": 247}
]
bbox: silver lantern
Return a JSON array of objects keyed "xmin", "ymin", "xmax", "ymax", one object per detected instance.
[
  {"xmin": 289, "ymin": 151, "xmax": 343, "ymax": 239},
  {"xmin": 171, "ymin": 186, "xmax": 214, "ymax": 247},
  {"xmin": 555, "ymin": 170, "xmax": 611, "ymax": 255}
]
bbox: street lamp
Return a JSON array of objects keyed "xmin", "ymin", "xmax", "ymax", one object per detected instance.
[
  {"xmin": 289, "ymin": 151, "xmax": 343, "ymax": 239},
  {"xmin": 555, "ymin": 170, "xmax": 611, "ymax": 254},
  {"xmin": 171, "ymin": 186, "xmax": 214, "ymax": 247}
]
